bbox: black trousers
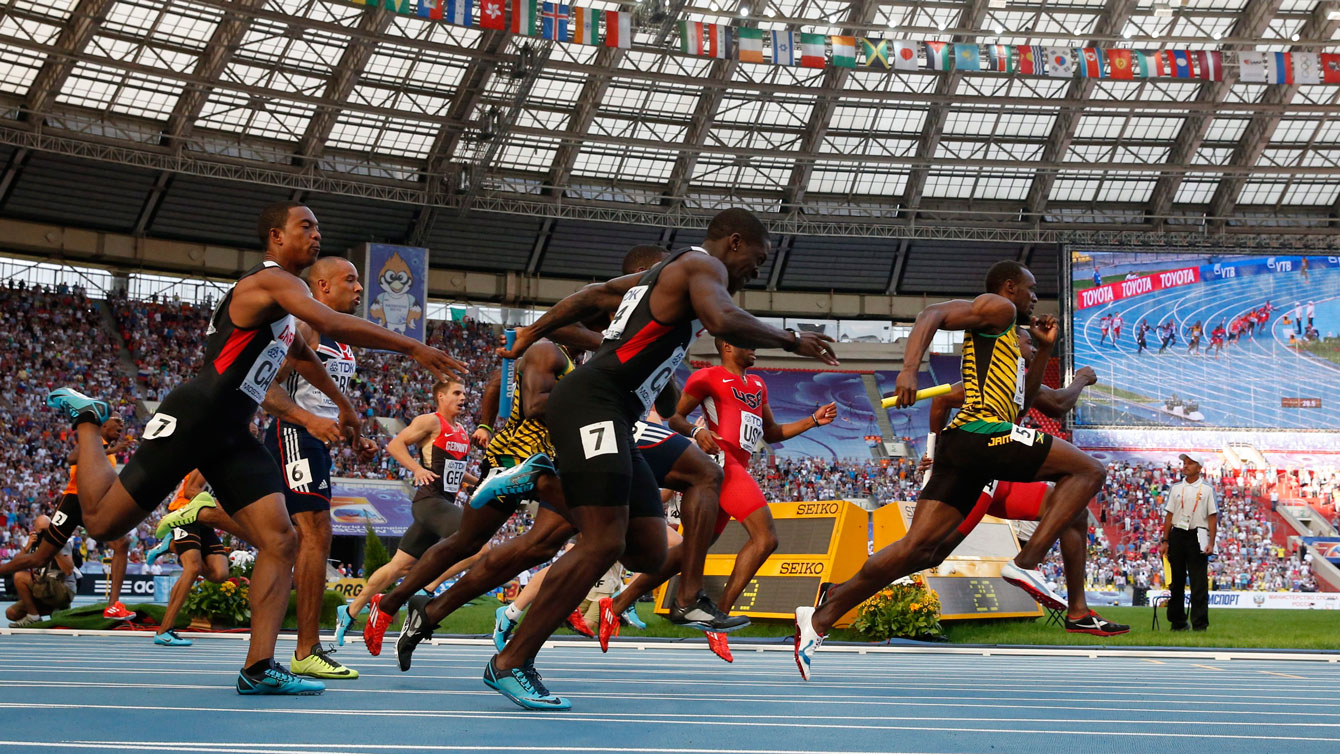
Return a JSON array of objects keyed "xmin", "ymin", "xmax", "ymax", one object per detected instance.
[{"xmin": 1167, "ymin": 527, "xmax": 1209, "ymax": 629}]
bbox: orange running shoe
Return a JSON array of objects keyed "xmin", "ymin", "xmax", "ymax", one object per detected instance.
[
  {"xmin": 705, "ymin": 631, "xmax": 733, "ymax": 663},
  {"xmin": 597, "ymin": 597, "xmax": 619, "ymax": 652},
  {"xmin": 103, "ymin": 602, "xmax": 133, "ymax": 621},
  {"xmin": 566, "ymin": 608, "xmax": 594, "ymax": 638},
  {"xmin": 363, "ymin": 594, "xmax": 395, "ymax": 656}
]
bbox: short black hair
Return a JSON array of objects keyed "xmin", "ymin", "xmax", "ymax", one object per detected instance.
[
  {"xmin": 705, "ymin": 208, "xmax": 768, "ymax": 247},
  {"xmin": 257, "ymin": 200, "xmax": 306, "ymax": 248},
  {"xmin": 985, "ymin": 260, "xmax": 1028, "ymax": 294},
  {"xmin": 622, "ymin": 245, "xmax": 669, "ymax": 275}
]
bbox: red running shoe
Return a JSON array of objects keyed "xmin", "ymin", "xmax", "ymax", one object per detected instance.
[
  {"xmin": 363, "ymin": 594, "xmax": 395, "ymax": 656},
  {"xmin": 566, "ymin": 608, "xmax": 594, "ymax": 638},
  {"xmin": 103, "ymin": 602, "xmax": 133, "ymax": 621},
  {"xmin": 705, "ymin": 631, "xmax": 733, "ymax": 663},
  {"xmin": 597, "ymin": 597, "xmax": 619, "ymax": 652}
]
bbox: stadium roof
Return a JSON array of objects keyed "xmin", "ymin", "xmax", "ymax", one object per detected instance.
[{"xmin": 3, "ymin": 0, "xmax": 1340, "ymax": 259}]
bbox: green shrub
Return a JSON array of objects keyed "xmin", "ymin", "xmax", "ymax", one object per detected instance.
[{"xmin": 849, "ymin": 575, "xmax": 944, "ymax": 641}]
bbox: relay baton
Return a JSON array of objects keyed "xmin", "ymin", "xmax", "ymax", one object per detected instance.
[
  {"xmin": 498, "ymin": 328, "xmax": 517, "ymax": 420},
  {"xmin": 880, "ymin": 383, "xmax": 953, "ymax": 409},
  {"xmin": 921, "ymin": 432, "xmax": 936, "ymax": 489}
]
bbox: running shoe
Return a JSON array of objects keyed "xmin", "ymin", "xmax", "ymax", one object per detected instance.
[
  {"xmin": 363, "ymin": 593, "xmax": 394, "ymax": 656},
  {"xmin": 493, "ymin": 605, "xmax": 518, "ymax": 652},
  {"xmin": 291, "ymin": 643, "xmax": 358, "ymax": 680},
  {"xmin": 482, "ymin": 656, "xmax": 571, "ymax": 711},
  {"xmin": 1000, "ymin": 562, "xmax": 1067, "ymax": 611},
  {"xmin": 469, "ymin": 453, "xmax": 554, "ymax": 509},
  {"xmin": 794, "ymin": 606, "xmax": 824, "ymax": 681},
  {"xmin": 705, "ymin": 631, "xmax": 733, "ymax": 663},
  {"xmin": 1065, "ymin": 611, "xmax": 1130, "ymax": 636},
  {"xmin": 154, "ymin": 492, "xmax": 217, "ymax": 539},
  {"xmin": 618, "ymin": 595, "xmax": 647, "ymax": 630},
  {"xmin": 8, "ymin": 614, "xmax": 41, "ymax": 628},
  {"xmin": 46, "ymin": 387, "xmax": 110, "ymax": 427},
  {"xmin": 154, "ymin": 630, "xmax": 193, "ymax": 647},
  {"xmin": 144, "ymin": 537, "xmax": 171, "ymax": 566},
  {"xmin": 334, "ymin": 603, "xmax": 358, "ymax": 647},
  {"xmin": 236, "ymin": 661, "xmax": 325, "ymax": 696},
  {"xmin": 596, "ymin": 597, "xmax": 619, "ymax": 652},
  {"xmin": 396, "ymin": 595, "xmax": 434, "ymax": 672},
  {"xmin": 565, "ymin": 608, "xmax": 594, "ymax": 638},
  {"xmin": 668, "ymin": 591, "xmax": 750, "ymax": 632},
  {"xmin": 102, "ymin": 601, "xmax": 134, "ymax": 621}
]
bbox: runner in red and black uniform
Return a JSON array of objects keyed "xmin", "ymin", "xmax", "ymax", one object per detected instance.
[
  {"xmin": 490, "ymin": 208, "xmax": 838, "ymax": 709},
  {"xmin": 47, "ymin": 200, "xmax": 466, "ymax": 696}
]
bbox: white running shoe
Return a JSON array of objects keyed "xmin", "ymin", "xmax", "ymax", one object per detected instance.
[
  {"xmin": 794, "ymin": 606, "xmax": 825, "ymax": 681},
  {"xmin": 1000, "ymin": 561, "xmax": 1067, "ymax": 611}
]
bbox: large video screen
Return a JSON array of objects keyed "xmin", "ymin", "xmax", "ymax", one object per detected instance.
[{"xmin": 1068, "ymin": 250, "xmax": 1339, "ymax": 429}]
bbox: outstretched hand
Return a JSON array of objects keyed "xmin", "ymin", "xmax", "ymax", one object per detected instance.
[
  {"xmin": 497, "ymin": 326, "xmax": 539, "ymax": 361},
  {"xmin": 413, "ymin": 343, "xmax": 469, "ymax": 382},
  {"xmin": 812, "ymin": 402, "xmax": 837, "ymax": 426},
  {"xmin": 793, "ymin": 332, "xmax": 839, "ymax": 366}
]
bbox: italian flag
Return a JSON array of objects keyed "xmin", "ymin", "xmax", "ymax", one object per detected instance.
[
  {"xmin": 679, "ymin": 20, "xmax": 704, "ymax": 55},
  {"xmin": 604, "ymin": 10, "xmax": 630, "ymax": 48},
  {"xmin": 799, "ymin": 33, "xmax": 826, "ymax": 69},
  {"xmin": 737, "ymin": 28, "xmax": 763, "ymax": 63},
  {"xmin": 830, "ymin": 36, "xmax": 856, "ymax": 68},
  {"xmin": 511, "ymin": 0, "xmax": 536, "ymax": 35}
]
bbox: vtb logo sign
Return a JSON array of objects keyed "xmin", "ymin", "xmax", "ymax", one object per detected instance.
[{"xmin": 730, "ymin": 387, "xmax": 763, "ymax": 409}]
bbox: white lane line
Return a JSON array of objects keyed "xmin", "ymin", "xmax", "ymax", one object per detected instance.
[{"xmin": 0, "ymin": 743, "xmax": 946, "ymax": 754}]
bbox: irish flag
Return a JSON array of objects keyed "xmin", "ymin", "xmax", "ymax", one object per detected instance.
[
  {"xmin": 737, "ymin": 28, "xmax": 764, "ymax": 63},
  {"xmin": 831, "ymin": 36, "xmax": 856, "ymax": 68}
]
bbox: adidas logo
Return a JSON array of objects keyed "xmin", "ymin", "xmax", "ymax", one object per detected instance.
[{"xmin": 318, "ymin": 480, "xmax": 329, "ymax": 490}]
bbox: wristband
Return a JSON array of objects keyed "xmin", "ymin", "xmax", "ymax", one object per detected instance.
[
  {"xmin": 476, "ymin": 424, "xmax": 493, "ymax": 434},
  {"xmin": 783, "ymin": 328, "xmax": 800, "ymax": 353},
  {"xmin": 811, "ymin": 414, "xmax": 819, "ymax": 427},
  {"xmin": 691, "ymin": 426, "xmax": 704, "ymax": 438}
]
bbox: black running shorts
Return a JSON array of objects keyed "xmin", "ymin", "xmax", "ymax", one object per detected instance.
[
  {"xmin": 920, "ymin": 422, "xmax": 1053, "ymax": 517},
  {"xmin": 169, "ymin": 522, "xmax": 228, "ymax": 558},
  {"xmin": 398, "ymin": 494, "xmax": 464, "ymax": 559},
  {"xmin": 262, "ymin": 419, "xmax": 333, "ymax": 515},
  {"xmin": 119, "ymin": 383, "xmax": 285, "ymax": 514},
  {"xmin": 41, "ymin": 494, "xmax": 82, "ymax": 549}
]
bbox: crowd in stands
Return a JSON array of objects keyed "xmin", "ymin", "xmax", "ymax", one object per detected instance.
[
  {"xmin": 751, "ymin": 455, "xmax": 923, "ymax": 504},
  {"xmin": 109, "ymin": 293, "xmax": 212, "ymax": 401}
]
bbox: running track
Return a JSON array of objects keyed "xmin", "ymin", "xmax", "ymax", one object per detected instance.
[{"xmin": 2, "ymin": 633, "xmax": 1339, "ymax": 753}]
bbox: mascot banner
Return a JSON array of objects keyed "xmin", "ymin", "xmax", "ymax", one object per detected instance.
[{"xmin": 362, "ymin": 243, "xmax": 427, "ymax": 342}]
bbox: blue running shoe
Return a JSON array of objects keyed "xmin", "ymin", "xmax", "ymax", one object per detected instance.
[
  {"xmin": 145, "ymin": 537, "xmax": 171, "ymax": 566},
  {"xmin": 154, "ymin": 630, "xmax": 193, "ymax": 647},
  {"xmin": 621, "ymin": 603, "xmax": 647, "ymax": 631},
  {"xmin": 236, "ymin": 661, "xmax": 325, "ymax": 696},
  {"xmin": 334, "ymin": 604, "xmax": 356, "ymax": 647},
  {"xmin": 493, "ymin": 605, "xmax": 517, "ymax": 652},
  {"xmin": 482, "ymin": 656, "xmax": 570, "ymax": 710},
  {"xmin": 469, "ymin": 453, "xmax": 555, "ymax": 509},
  {"xmin": 46, "ymin": 387, "xmax": 110, "ymax": 427}
]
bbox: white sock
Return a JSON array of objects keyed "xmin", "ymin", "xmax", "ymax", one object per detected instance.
[
  {"xmin": 504, "ymin": 603, "xmax": 523, "ymax": 621},
  {"xmin": 25, "ymin": 614, "xmax": 39, "ymax": 621}
]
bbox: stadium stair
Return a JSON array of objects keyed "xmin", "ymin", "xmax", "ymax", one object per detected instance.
[{"xmin": 375, "ymin": 416, "xmax": 406, "ymax": 437}]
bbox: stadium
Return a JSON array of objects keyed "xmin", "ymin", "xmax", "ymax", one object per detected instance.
[{"xmin": 1, "ymin": 0, "xmax": 1339, "ymax": 752}]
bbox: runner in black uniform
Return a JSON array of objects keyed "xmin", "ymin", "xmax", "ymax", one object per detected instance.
[
  {"xmin": 46, "ymin": 200, "xmax": 466, "ymax": 696},
  {"xmin": 485, "ymin": 208, "xmax": 838, "ymax": 710}
]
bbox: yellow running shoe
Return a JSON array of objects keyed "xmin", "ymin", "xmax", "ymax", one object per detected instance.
[
  {"xmin": 291, "ymin": 643, "xmax": 359, "ymax": 680},
  {"xmin": 155, "ymin": 492, "xmax": 217, "ymax": 539}
]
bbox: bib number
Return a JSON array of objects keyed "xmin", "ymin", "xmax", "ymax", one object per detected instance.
[
  {"xmin": 604, "ymin": 285, "xmax": 648, "ymax": 342},
  {"xmin": 241, "ymin": 340, "xmax": 289, "ymax": 404},
  {"xmin": 1009, "ymin": 425, "xmax": 1038, "ymax": 447},
  {"xmin": 580, "ymin": 421, "xmax": 617, "ymax": 459},
  {"xmin": 52, "ymin": 511, "xmax": 68, "ymax": 528},
  {"xmin": 739, "ymin": 412, "xmax": 764, "ymax": 452},
  {"xmin": 173, "ymin": 527, "xmax": 189, "ymax": 541},
  {"xmin": 144, "ymin": 413, "xmax": 178, "ymax": 440},
  {"xmin": 285, "ymin": 458, "xmax": 312, "ymax": 489},
  {"xmin": 442, "ymin": 459, "xmax": 468, "ymax": 494},
  {"xmin": 1012, "ymin": 356, "xmax": 1027, "ymax": 412}
]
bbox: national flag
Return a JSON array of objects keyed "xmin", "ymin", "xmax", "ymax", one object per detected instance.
[
  {"xmin": 416, "ymin": 0, "xmax": 443, "ymax": 19},
  {"xmin": 479, "ymin": 0, "xmax": 505, "ymax": 29},
  {"xmin": 571, "ymin": 6, "xmax": 597, "ymax": 44},
  {"xmin": 772, "ymin": 30, "xmax": 796, "ymax": 66},
  {"xmin": 831, "ymin": 36, "xmax": 856, "ymax": 68},
  {"xmin": 890, "ymin": 40, "xmax": 918, "ymax": 71},
  {"xmin": 1016, "ymin": 45, "xmax": 1044, "ymax": 75},
  {"xmin": 738, "ymin": 28, "xmax": 764, "ymax": 63},
  {"xmin": 799, "ymin": 33, "xmax": 825, "ymax": 69},
  {"xmin": 1078, "ymin": 47, "xmax": 1103, "ymax": 78},
  {"xmin": 706, "ymin": 23, "xmax": 730, "ymax": 59},
  {"xmin": 384, "ymin": 0, "xmax": 414, "ymax": 13},
  {"xmin": 987, "ymin": 44, "xmax": 1013, "ymax": 73},
  {"xmin": 925, "ymin": 41, "xmax": 951, "ymax": 71},
  {"xmin": 1133, "ymin": 50, "xmax": 1167, "ymax": 78},
  {"xmin": 953, "ymin": 44, "xmax": 980, "ymax": 71},
  {"xmin": 1106, "ymin": 49, "xmax": 1132, "ymax": 79},
  {"xmin": 1169, "ymin": 50, "xmax": 1192, "ymax": 78},
  {"xmin": 861, "ymin": 38, "xmax": 889, "ymax": 69},
  {"xmin": 448, "ymin": 0, "xmax": 471, "ymax": 24},
  {"xmin": 1293, "ymin": 52, "xmax": 1321, "ymax": 84},
  {"xmin": 1194, "ymin": 50, "xmax": 1221, "ymax": 81},
  {"xmin": 604, "ymin": 9, "xmax": 630, "ymax": 48},
  {"xmin": 540, "ymin": 2, "xmax": 568, "ymax": 41},
  {"xmin": 1322, "ymin": 53, "xmax": 1340, "ymax": 84},
  {"xmin": 511, "ymin": 0, "xmax": 537, "ymax": 35},
  {"xmin": 1266, "ymin": 51, "xmax": 1293, "ymax": 84},
  {"xmin": 678, "ymin": 20, "xmax": 704, "ymax": 55},
  {"xmin": 1045, "ymin": 47, "xmax": 1072, "ymax": 77}
]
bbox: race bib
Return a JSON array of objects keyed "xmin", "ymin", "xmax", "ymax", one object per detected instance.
[
  {"xmin": 1010, "ymin": 425, "xmax": 1038, "ymax": 447},
  {"xmin": 285, "ymin": 458, "xmax": 312, "ymax": 489},
  {"xmin": 241, "ymin": 339, "xmax": 289, "ymax": 404},
  {"xmin": 442, "ymin": 459, "xmax": 468, "ymax": 494},
  {"xmin": 739, "ymin": 412, "xmax": 764, "ymax": 452},
  {"xmin": 603, "ymin": 285, "xmax": 648, "ymax": 342},
  {"xmin": 1012, "ymin": 356, "xmax": 1027, "ymax": 412}
]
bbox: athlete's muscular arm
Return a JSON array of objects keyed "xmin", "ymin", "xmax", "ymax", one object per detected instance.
[
  {"xmin": 928, "ymin": 382, "xmax": 965, "ymax": 438},
  {"xmin": 519, "ymin": 342, "xmax": 564, "ymax": 422},
  {"xmin": 547, "ymin": 323, "xmax": 604, "ymax": 353},
  {"xmin": 762, "ymin": 401, "xmax": 837, "ymax": 443},
  {"xmin": 250, "ymin": 269, "xmax": 467, "ymax": 380},
  {"xmin": 0, "ymin": 539, "xmax": 56, "ymax": 577},
  {"xmin": 473, "ymin": 370, "xmax": 501, "ymax": 449},
  {"xmin": 668, "ymin": 389, "xmax": 720, "ymax": 455},
  {"xmin": 261, "ymin": 321, "xmax": 344, "ymax": 445},
  {"xmin": 498, "ymin": 273, "xmax": 643, "ymax": 359},
  {"xmin": 893, "ymin": 295, "xmax": 1016, "ymax": 408},
  {"xmin": 1019, "ymin": 314, "xmax": 1058, "ymax": 415},
  {"xmin": 387, "ymin": 413, "xmax": 441, "ymax": 486},
  {"xmin": 286, "ymin": 335, "xmax": 362, "ymax": 446},
  {"xmin": 1029, "ymin": 366, "xmax": 1097, "ymax": 419}
]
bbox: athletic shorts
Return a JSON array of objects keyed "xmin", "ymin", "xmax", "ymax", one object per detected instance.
[
  {"xmin": 169, "ymin": 522, "xmax": 228, "ymax": 559},
  {"xmin": 715, "ymin": 459, "xmax": 768, "ymax": 536},
  {"xmin": 544, "ymin": 370, "xmax": 664, "ymax": 520},
  {"xmin": 920, "ymin": 422, "xmax": 1053, "ymax": 517},
  {"xmin": 262, "ymin": 419, "xmax": 333, "ymax": 515},
  {"xmin": 398, "ymin": 494, "xmax": 464, "ymax": 559},
  {"xmin": 633, "ymin": 421, "xmax": 693, "ymax": 486},
  {"xmin": 41, "ymin": 494, "xmax": 82, "ymax": 549},
  {"xmin": 119, "ymin": 383, "xmax": 284, "ymax": 515},
  {"xmin": 955, "ymin": 480, "xmax": 1050, "ymax": 537}
]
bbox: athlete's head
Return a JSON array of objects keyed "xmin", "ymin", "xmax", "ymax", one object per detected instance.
[
  {"xmin": 1015, "ymin": 326, "xmax": 1036, "ymax": 363},
  {"xmin": 703, "ymin": 208, "xmax": 770, "ymax": 293},
  {"xmin": 432, "ymin": 379, "xmax": 467, "ymax": 419},
  {"xmin": 715, "ymin": 336, "xmax": 756, "ymax": 369},
  {"xmin": 308, "ymin": 256, "xmax": 362, "ymax": 315},
  {"xmin": 258, "ymin": 201, "xmax": 321, "ymax": 265},
  {"xmin": 985, "ymin": 260, "xmax": 1037, "ymax": 324},
  {"xmin": 100, "ymin": 414, "xmax": 123, "ymax": 444},
  {"xmin": 622, "ymin": 245, "xmax": 669, "ymax": 275}
]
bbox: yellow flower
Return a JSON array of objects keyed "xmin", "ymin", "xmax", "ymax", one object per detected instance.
[
  {"xmin": 220, "ymin": 581, "xmax": 236, "ymax": 594},
  {"xmin": 909, "ymin": 602, "xmax": 921, "ymax": 611}
]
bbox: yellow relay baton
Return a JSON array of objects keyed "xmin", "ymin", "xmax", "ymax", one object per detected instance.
[{"xmin": 880, "ymin": 383, "xmax": 953, "ymax": 409}]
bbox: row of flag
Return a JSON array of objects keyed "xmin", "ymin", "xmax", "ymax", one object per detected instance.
[{"xmin": 350, "ymin": 0, "xmax": 1340, "ymax": 84}]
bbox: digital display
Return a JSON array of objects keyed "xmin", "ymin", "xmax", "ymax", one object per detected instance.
[
  {"xmin": 926, "ymin": 576, "xmax": 1041, "ymax": 617},
  {"xmin": 655, "ymin": 574, "xmax": 823, "ymax": 617},
  {"xmin": 711, "ymin": 516, "xmax": 836, "ymax": 557}
]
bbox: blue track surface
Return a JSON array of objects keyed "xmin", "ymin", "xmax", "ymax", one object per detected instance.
[
  {"xmin": 1073, "ymin": 263, "xmax": 1340, "ymax": 428},
  {"xmin": 2, "ymin": 633, "xmax": 1339, "ymax": 753}
]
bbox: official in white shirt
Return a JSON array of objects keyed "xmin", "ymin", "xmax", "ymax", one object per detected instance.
[{"xmin": 1159, "ymin": 454, "xmax": 1217, "ymax": 631}]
